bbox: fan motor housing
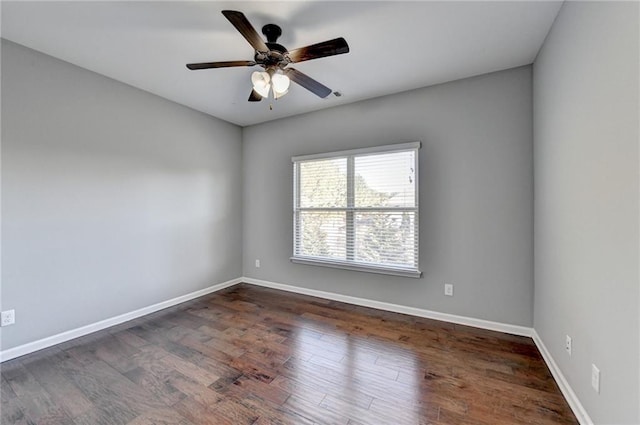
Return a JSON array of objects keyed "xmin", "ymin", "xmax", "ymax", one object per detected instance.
[{"xmin": 256, "ymin": 42, "xmax": 289, "ymax": 68}]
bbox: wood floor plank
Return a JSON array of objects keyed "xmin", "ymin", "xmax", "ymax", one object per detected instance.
[
  {"xmin": 1, "ymin": 394, "xmax": 36, "ymax": 425},
  {"xmin": 322, "ymin": 393, "xmax": 437, "ymax": 425},
  {"xmin": 21, "ymin": 351, "xmax": 94, "ymax": 418},
  {"xmin": 282, "ymin": 394, "xmax": 350, "ymax": 425},
  {"xmin": 167, "ymin": 371, "xmax": 224, "ymax": 407},
  {"xmin": 172, "ymin": 397, "xmax": 234, "ymax": 425},
  {"xmin": 126, "ymin": 413, "xmax": 193, "ymax": 425},
  {"xmin": 2, "ymin": 361, "xmax": 75, "ymax": 424},
  {"xmin": 269, "ymin": 374, "xmax": 325, "ymax": 404},
  {"xmin": 236, "ymin": 392, "xmax": 316, "ymax": 425},
  {"xmin": 228, "ymin": 374, "xmax": 291, "ymax": 405},
  {"xmin": 153, "ymin": 350, "xmax": 220, "ymax": 386},
  {"xmin": 1, "ymin": 373, "xmax": 18, "ymax": 401},
  {"xmin": 122, "ymin": 366, "xmax": 188, "ymax": 406},
  {"xmin": 112, "ymin": 329, "xmax": 150, "ymax": 349},
  {"xmin": 1, "ymin": 283, "xmax": 578, "ymax": 425}
]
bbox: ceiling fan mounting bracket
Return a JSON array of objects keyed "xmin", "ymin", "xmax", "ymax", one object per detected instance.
[{"xmin": 261, "ymin": 24, "xmax": 282, "ymax": 43}]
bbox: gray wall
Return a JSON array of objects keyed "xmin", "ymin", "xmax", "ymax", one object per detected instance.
[
  {"xmin": 1, "ymin": 40, "xmax": 243, "ymax": 350},
  {"xmin": 533, "ymin": 2, "xmax": 639, "ymax": 424},
  {"xmin": 243, "ymin": 66, "xmax": 534, "ymax": 326}
]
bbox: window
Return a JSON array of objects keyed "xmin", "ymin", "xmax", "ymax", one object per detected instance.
[{"xmin": 292, "ymin": 142, "xmax": 421, "ymax": 278}]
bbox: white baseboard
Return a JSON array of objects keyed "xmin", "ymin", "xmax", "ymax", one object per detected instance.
[
  {"xmin": 242, "ymin": 277, "xmax": 533, "ymax": 337},
  {"xmin": 0, "ymin": 277, "xmax": 242, "ymax": 363},
  {"xmin": 532, "ymin": 330, "xmax": 593, "ymax": 425}
]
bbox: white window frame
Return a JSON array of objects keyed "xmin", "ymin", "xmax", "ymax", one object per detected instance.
[{"xmin": 291, "ymin": 142, "xmax": 421, "ymax": 278}]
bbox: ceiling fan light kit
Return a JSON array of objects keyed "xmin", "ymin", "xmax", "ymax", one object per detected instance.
[
  {"xmin": 251, "ymin": 68, "xmax": 290, "ymax": 100},
  {"xmin": 186, "ymin": 10, "xmax": 349, "ymax": 103}
]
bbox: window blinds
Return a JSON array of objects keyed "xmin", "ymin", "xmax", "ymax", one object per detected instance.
[{"xmin": 292, "ymin": 142, "xmax": 421, "ymax": 278}]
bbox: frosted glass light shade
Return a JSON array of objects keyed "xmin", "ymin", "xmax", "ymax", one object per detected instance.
[
  {"xmin": 251, "ymin": 71, "xmax": 271, "ymax": 98},
  {"xmin": 271, "ymin": 73, "xmax": 290, "ymax": 93},
  {"xmin": 273, "ymin": 88, "xmax": 288, "ymax": 100}
]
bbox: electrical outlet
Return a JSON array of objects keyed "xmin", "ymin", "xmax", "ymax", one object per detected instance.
[
  {"xmin": 255, "ymin": 259, "xmax": 261, "ymax": 268},
  {"xmin": 591, "ymin": 364, "xmax": 600, "ymax": 393},
  {"xmin": 565, "ymin": 335, "xmax": 572, "ymax": 356},
  {"xmin": 1, "ymin": 310, "xmax": 15, "ymax": 326},
  {"xmin": 444, "ymin": 284, "xmax": 453, "ymax": 296}
]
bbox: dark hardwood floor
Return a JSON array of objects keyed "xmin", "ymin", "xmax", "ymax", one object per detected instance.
[{"xmin": 1, "ymin": 283, "xmax": 578, "ymax": 425}]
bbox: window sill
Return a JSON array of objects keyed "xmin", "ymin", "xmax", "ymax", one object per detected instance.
[{"xmin": 290, "ymin": 256, "xmax": 422, "ymax": 279}]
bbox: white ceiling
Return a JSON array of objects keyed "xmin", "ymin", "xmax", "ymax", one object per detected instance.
[{"xmin": 1, "ymin": 1, "xmax": 562, "ymax": 127}]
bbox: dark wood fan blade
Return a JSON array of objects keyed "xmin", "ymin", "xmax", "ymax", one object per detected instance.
[
  {"xmin": 222, "ymin": 10, "xmax": 269, "ymax": 53},
  {"xmin": 186, "ymin": 60, "xmax": 256, "ymax": 70},
  {"xmin": 248, "ymin": 89, "xmax": 263, "ymax": 102},
  {"xmin": 287, "ymin": 37, "xmax": 349, "ymax": 63},
  {"xmin": 284, "ymin": 68, "xmax": 332, "ymax": 98}
]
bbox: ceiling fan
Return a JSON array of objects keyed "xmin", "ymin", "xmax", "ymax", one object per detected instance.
[{"xmin": 186, "ymin": 10, "xmax": 350, "ymax": 102}]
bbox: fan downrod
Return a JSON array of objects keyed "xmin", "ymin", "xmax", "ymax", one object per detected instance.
[{"xmin": 259, "ymin": 23, "xmax": 287, "ymax": 65}]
